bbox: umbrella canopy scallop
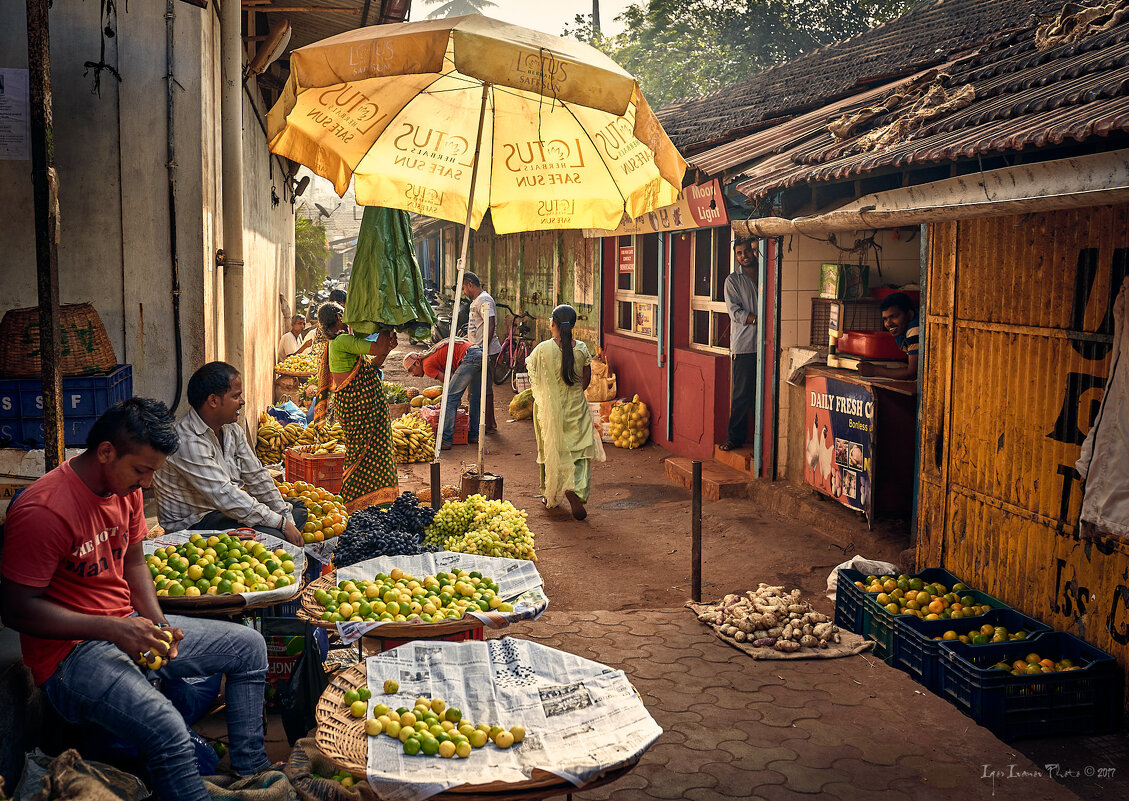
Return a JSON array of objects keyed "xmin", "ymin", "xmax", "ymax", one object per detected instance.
[{"xmin": 267, "ymin": 14, "xmax": 686, "ymax": 234}]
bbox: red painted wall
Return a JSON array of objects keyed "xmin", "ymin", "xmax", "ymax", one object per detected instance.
[{"xmin": 599, "ymin": 235, "xmax": 732, "ymax": 460}]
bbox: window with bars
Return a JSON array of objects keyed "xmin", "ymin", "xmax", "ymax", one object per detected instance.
[
  {"xmin": 614, "ymin": 233, "xmax": 660, "ymax": 340},
  {"xmin": 689, "ymin": 227, "xmax": 733, "ymax": 352}
]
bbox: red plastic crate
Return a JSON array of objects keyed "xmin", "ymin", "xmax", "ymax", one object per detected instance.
[
  {"xmin": 284, "ymin": 448, "xmax": 345, "ymax": 494},
  {"xmin": 366, "ymin": 625, "xmax": 484, "ymax": 654}
]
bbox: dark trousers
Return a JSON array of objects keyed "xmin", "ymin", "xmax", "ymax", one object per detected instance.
[
  {"xmin": 189, "ymin": 499, "xmax": 308, "ymax": 537},
  {"xmin": 727, "ymin": 353, "xmax": 758, "ymax": 447}
]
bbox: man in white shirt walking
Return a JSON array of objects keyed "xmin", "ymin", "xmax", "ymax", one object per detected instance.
[
  {"xmin": 720, "ymin": 240, "xmax": 759, "ymax": 452},
  {"xmin": 154, "ymin": 362, "xmax": 306, "ymax": 544},
  {"xmin": 462, "ymin": 272, "xmax": 502, "ymax": 433}
]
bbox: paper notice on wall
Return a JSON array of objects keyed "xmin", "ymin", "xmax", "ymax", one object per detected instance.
[{"xmin": 0, "ymin": 69, "xmax": 30, "ymax": 161}]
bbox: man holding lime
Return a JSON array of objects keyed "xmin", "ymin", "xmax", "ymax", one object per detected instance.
[{"xmin": 1, "ymin": 398, "xmax": 274, "ymax": 801}]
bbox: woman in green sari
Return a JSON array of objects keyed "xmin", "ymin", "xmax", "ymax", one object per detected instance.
[
  {"xmin": 527, "ymin": 305, "xmax": 606, "ymax": 520},
  {"xmin": 314, "ymin": 302, "xmax": 399, "ymax": 511}
]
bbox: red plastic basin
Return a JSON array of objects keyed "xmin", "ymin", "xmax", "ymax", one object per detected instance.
[{"xmin": 837, "ymin": 330, "xmax": 905, "ymax": 360}]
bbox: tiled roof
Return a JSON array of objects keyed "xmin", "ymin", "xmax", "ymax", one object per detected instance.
[
  {"xmin": 656, "ymin": 0, "xmax": 1065, "ymax": 153},
  {"xmin": 730, "ymin": 6, "xmax": 1129, "ymax": 199}
]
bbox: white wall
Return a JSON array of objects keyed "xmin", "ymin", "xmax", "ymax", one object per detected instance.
[
  {"xmin": 1, "ymin": 4, "xmax": 294, "ymax": 433},
  {"xmin": 775, "ymin": 227, "xmax": 921, "ymax": 478}
]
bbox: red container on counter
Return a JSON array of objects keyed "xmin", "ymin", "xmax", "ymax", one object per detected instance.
[{"xmin": 837, "ymin": 330, "xmax": 906, "ymax": 360}]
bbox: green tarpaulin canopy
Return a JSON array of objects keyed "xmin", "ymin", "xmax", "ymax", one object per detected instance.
[{"xmin": 344, "ymin": 206, "xmax": 437, "ymax": 340}]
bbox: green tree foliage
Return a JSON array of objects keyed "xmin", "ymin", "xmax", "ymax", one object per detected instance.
[
  {"xmin": 295, "ymin": 215, "xmax": 329, "ymax": 295},
  {"xmin": 566, "ymin": 0, "xmax": 926, "ymax": 107},
  {"xmin": 422, "ymin": 0, "xmax": 497, "ymax": 19}
]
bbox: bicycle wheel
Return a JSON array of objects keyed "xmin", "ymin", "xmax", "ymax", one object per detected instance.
[
  {"xmin": 510, "ymin": 347, "xmax": 529, "ymax": 392},
  {"xmin": 493, "ymin": 347, "xmax": 514, "ymax": 385}
]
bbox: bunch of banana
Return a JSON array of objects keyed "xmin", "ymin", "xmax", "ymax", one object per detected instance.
[
  {"xmin": 256, "ymin": 413, "xmax": 286, "ymax": 464},
  {"xmin": 296, "ymin": 420, "xmax": 346, "ymax": 448},
  {"xmin": 281, "ymin": 421, "xmax": 304, "ymax": 447},
  {"xmin": 291, "ymin": 440, "xmax": 345, "ymax": 455},
  {"xmin": 391, "ymin": 411, "xmax": 436, "ymax": 463}
]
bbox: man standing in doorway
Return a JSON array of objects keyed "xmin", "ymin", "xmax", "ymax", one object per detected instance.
[
  {"xmin": 462, "ymin": 272, "xmax": 501, "ymax": 433},
  {"xmin": 720, "ymin": 240, "xmax": 758, "ymax": 452}
]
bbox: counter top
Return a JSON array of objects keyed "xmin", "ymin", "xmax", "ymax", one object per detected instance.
[{"xmin": 806, "ymin": 364, "xmax": 918, "ymax": 397}]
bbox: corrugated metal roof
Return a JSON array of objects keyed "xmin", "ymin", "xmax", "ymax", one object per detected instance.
[
  {"xmin": 656, "ymin": 0, "xmax": 1064, "ymax": 152},
  {"xmin": 730, "ymin": 8, "xmax": 1129, "ymax": 200}
]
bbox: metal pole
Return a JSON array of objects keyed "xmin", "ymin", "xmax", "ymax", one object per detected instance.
[
  {"xmin": 434, "ymin": 81, "xmax": 489, "ymax": 462},
  {"xmin": 221, "ymin": 0, "xmax": 245, "ymax": 374},
  {"xmin": 430, "ymin": 461, "xmax": 441, "ymax": 510},
  {"xmin": 691, "ymin": 459, "xmax": 702, "ymax": 602},
  {"xmin": 27, "ymin": 0, "xmax": 64, "ymax": 470}
]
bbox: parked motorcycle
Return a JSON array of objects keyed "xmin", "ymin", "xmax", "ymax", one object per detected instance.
[{"xmin": 431, "ymin": 286, "xmax": 469, "ymax": 344}]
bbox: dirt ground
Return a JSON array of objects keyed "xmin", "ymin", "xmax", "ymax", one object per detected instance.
[{"xmin": 382, "ymin": 342, "xmax": 908, "ymax": 614}]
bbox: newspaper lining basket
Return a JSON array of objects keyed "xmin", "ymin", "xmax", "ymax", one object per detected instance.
[
  {"xmin": 298, "ymin": 574, "xmax": 483, "ymax": 638},
  {"xmin": 315, "ymin": 662, "xmax": 641, "ymax": 795}
]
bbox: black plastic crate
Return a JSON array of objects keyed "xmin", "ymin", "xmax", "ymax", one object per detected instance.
[
  {"xmin": 834, "ymin": 567, "xmax": 970, "ymax": 636},
  {"xmin": 938, "ymin": 632, "xmax": 1119, "ymax": 740},
  {"xmin": 892, "ymin": 608, "xmax": 1051, "ymax": 694},
  {"xmin": 863, "ymin": 590, "xmax": 1007, "ymax": 663}
]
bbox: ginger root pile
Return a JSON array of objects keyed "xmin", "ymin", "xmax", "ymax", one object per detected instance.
[{"xmin": 696, "ymin": 583, "xmax": 841, "ymax": 652}]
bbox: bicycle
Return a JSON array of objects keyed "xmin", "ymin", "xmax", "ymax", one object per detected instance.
[{"xmin": 493, "ymin": 304, "xmax": 536, "ymax": 391}]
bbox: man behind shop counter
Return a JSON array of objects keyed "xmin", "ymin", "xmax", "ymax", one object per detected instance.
[
  {"xmin": 462, "ymin": 271, "xmax": 501, "ymax": 433},
  {"xmin": 1, "ymin": 398, "xmax": 273, "ymax": 801},
  {"xmin": 154, "ymin": 362, "xmax": 307, "ymax": 544},
  {"xmin": 403, "ymin": 340, "xmax": 483, "ymax": 450},
  {"xmin": 857, "ymin": 292, "xmax": 920, "ymax": 380},
  {"xmin": 719, "ymin": 239, "xmax": 759, "ymax": 452}
]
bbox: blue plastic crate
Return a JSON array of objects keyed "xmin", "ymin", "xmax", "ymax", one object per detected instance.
[
  {"xmin": 835, "ymin": 567, "xmax": 970, "ymax": 637},
  {"xmin": 938, "ymin": 632, "xmax": 1120, "ymax": 739},
  {"xmin": 892, "ymin": 608, "xmax": 1051, "ymax": 693},
  {"xmin": 3, "ymin": 365, "xmax": 132, "ymax": 447},
  {"xmin": 863, "ymin": 590, "xmax": 1007, "ymax": 663},
  {"xmin": 17, "ymin": 365, "xmax": 132, "ymax": 418}
]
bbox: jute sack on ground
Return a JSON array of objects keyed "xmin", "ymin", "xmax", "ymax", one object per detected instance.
[
  {"xmin": 284, "ymin": 739, "xmax": 377, "ymax": 801},
  {"xmin": 28, "ymin": 749, "xmax": 148, "ymax": 801},
  {"xmin": 202, "ymin": 770, "xmax": 297, "ymax": 801},
  {"xmin": 686, "ymin": 601, "xmax": 873, "ymax": 659}
]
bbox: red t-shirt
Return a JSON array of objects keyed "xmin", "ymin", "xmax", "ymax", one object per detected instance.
[
  {"xmin": 2, "ymin": 459, "xmax": 148, "ymax": 684},
  {"xmin": 422, "ymin": 341, "xmax": 472, "ymax": 380}
]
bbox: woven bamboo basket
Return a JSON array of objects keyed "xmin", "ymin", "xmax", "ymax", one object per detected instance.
[
  {"xmin": 0, "ymin": 304, "xmax": 117, "ymax": 377},
  {"xmin": 275, "ymin": 368, "xmax": 316, "ymax": 378},
  {"xmin": 315, "ymin": 663, "xmax": 640, "ymax": 797},
  {"xmin": 298, "ymin": 574, "xmax": 483, "ymax": 637}
]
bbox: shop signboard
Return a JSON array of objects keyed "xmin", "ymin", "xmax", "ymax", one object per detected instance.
[
  {"xmin": 618, "ymin": 245, "xmax": 635, "ymax": 273},
  {"xmin": 583, "ymin": 179, "xmax": 729, "ymax": 237},
  {"xmin": 804, "ymin": 374, "xmax": 875, "ymax": 519}
]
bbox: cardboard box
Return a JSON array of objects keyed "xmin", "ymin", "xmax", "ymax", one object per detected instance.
[{"xmin": 0, "ymin": 480, "xmax": 33, "ymax": 522}]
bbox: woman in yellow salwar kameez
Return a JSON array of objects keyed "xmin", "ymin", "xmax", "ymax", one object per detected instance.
[
  {"xmin": 313, "ymin": 302, "xmax": 399, "ymax": 511},
  {"xmin": 527, "ymin": 305, "xmax": 606, "ymax": 520}
]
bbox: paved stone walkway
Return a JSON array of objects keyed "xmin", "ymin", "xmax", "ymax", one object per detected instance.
[{"xmin": 487, "ymin": 609, "xmax": 1087, "ymax": 801}]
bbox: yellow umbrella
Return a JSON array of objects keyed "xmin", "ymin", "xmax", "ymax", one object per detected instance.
[{"xmin": 268, "ymin": 14, "xmax": 686, "ymax": 465}]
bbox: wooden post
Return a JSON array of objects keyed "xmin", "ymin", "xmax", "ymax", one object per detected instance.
[
  {"xmin": 691, "ymin": 460, "xmax": 702, "ymax": 602},
  {"xmin": 430, "ymin": 461, "xmax": 441, "ymax": 510},
  {"xmin": 27, "ymin": 0, "xmax": 64, "ymax": 470}
]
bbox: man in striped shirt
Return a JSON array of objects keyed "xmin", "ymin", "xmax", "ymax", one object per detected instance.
[
  {"xmin": 858, "ymin": 292, "xmax": 920, "ymax": 380},
  {"xmin": 154, "ymin": 362, "xmax": 306, "ymax": 544}
]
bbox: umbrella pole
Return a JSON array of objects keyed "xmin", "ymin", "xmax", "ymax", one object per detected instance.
[{"xmin": 434, "ymin": 82, "xmax": 490, "ymax": 464}]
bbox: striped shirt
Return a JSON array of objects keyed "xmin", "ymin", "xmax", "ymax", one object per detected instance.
[
  {"xmin": 153, "ymin": 408, "xmax": 294, "ymax": 532},
  {"xmin": 897, "ymin": 324, "xmax": 920, "ymax": 355}
]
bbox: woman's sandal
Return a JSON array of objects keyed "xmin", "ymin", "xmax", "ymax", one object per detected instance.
[{"xmin": 718, "ymin": 441, "xmax": 740, "ymax": 451}]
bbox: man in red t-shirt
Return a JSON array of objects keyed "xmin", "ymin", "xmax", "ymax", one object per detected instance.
[
  {"xmin": 403, "ymin": 339, "xmax": 482, "ymax": 449},
  {"xmin": 1, "ymin": 398, "xmax": 271, "ymax": 801}
]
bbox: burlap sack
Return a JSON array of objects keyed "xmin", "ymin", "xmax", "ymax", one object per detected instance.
[
  {"xmin": 202, "ymin": 770, "xmax": 297, "ymax": 801},
  {"xmin": 284, "ymin": 739, "xmax": 377, "ymax": 801},
  {"xmin": 584, "ymin": 349, "xmax": 617, "ymax": 402},
  {"xmin": 30, "ymin": 749, "xmax": 148, "ymax": 801},
  {"xmin": 686, "ymin": 601, "xmax": 874, "ymax": 659}
]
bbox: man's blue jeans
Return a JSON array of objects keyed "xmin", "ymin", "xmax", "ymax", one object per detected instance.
[
  {"xmin": 443, "ymin": 346, "xmax": 482, "ymax": 445},
  {"xmin": 42, "ymin": 614, "xmax": 270, "ymax": 801}
]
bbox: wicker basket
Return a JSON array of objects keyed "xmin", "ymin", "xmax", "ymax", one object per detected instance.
[
  {"xmin": 0, "ymin": 304, "xmax": 118, "ymax": 377},
  {"xmin": 315, "ymin": 663, "xmax": 641, "ymax": 795}
]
